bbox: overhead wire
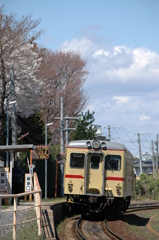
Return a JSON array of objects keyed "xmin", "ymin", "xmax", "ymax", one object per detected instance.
[{"xmin": 107, "ymin": 126, "xmax": 156, "ymax": 156}]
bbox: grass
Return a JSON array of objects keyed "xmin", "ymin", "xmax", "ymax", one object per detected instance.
[
  {"xmin": 1, "ymin": 208, "xmax": 45, "ymax": 240},
  {"xmin": 127, "ymin": 209, "xmax": 159, "ymax": 240},
  {"xmin": 1, "ymin": 197, "xmax": 159, "ymax": 239},
  {"xmin": 0, "ymin": 197, "xmax": 66, "ymax": 240},
  {"xmin": 41, "ymin": 196, "xmax": 66, "ymax": 203},
  {"xmin": 149, "ymin": 214, "xmax": 159, "ymax": 233},
  {"xmin": 1, "ymin": 221, "xmax": 44, "ymax": 240}
]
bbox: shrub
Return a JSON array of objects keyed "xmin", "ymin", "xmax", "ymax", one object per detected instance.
[{"xmin": 134, "ymin": 173, "xmax": 159, "ymax": 200}]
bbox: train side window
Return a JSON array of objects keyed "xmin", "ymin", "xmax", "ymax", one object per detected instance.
[
  {"xmin": 90, "ymin": 156, "xmax": 100, "ymax": 169},
  {"xmin": 70, "ymin": 153, "xmax": 84, "ymax": 168},
  {"xmin": 105, "ymin": 155, "xmax": 121, "ymax": 171}
]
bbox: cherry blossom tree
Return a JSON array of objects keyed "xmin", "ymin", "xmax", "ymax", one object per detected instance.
[
  {"xmin": 0, "ymin": 5, "xmax": 89, "ymax": 147},
  {"xmin": 37, "ymin": 49, "xmax": 89, "ymax": 144},
  {"xmin": 0, "ymin": 6, "xmax": 42, "ymax": 144}
]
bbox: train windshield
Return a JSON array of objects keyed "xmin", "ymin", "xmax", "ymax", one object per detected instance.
[
  {"xmin": 90, "ymin": 156, "xmax": 100, "ymax": 169},
  {"xmin": 105, "ymin": 155, "xmax": 121, "ymax": 171},
  {"xmin": 70, "ymin": 153, "xmax": 84, "ymax": 168}
]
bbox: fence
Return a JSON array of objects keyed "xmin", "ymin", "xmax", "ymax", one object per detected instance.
[{"xmin": 0, "ymin": 172, "xmax": 42, "ymax": 240}]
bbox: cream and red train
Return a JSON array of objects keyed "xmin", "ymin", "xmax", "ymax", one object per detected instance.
[{"xmin": 64, "ymin": 139, "xmax": 134, "ymax": 214}]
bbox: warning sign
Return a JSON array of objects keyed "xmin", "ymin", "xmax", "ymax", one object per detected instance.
[{"xmin": 32, "ymin": 146, "xmax": 49, "ymax": 160}]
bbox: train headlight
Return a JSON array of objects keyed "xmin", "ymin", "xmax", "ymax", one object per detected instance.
[
  {"xmin": 92, "ymin": 140, "xmax": 100, "ymax": 149},
  {"xmin": 86, "ymin": 141, "xmax": 92, "ymax": 149},
  {"xmin": 101, "ymin": 142, "xmax": 106, "ymax": 149}
]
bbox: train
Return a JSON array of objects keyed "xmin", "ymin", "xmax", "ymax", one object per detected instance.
[{"xmin": 63, "ymin": 138, "xmax": 134, "ymax": 215}]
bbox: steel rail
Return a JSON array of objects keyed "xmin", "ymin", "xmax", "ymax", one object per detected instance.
[
  {"xmin": 127, "ymin": 202, "xmax": 159, "ymax": 213},
  {"xmin": 69, "ymin": 202, "xmax": 159, "ymax": 240},
  {"xmin": 104, "ymin": 219, "xmax": 125, "ymax": 240},
  {"xmin": 129, "ymin": 201, "xmax": 159, "ymax": 209},
  {"xmin": 75, "ymin": 217, "xmax": 88, "ymax": 240}
]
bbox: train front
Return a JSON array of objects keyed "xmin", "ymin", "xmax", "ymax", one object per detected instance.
[
  {"xmin": 64, "ymin": 139, "xmax": 110, "ymax": 214},
  {"xmin": 64, "ymin": 139, "xmax": 134, "ymax": 215}
]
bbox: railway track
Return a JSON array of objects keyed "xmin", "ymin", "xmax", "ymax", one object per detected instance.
[
  {"xmin": 128, "ymin": 201, "xmax": 159, "ymax": 212},
  {"xmin": 75, "ymin": 217, "xmax": 114, "ymax": 240},
  {"xmin": 63, "ymin": 202, "xmax": 159, "ymax": 240}
]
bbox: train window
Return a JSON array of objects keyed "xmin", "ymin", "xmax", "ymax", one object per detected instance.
[
  {"xmin": 90, "ymin": 156, "xmax": 100, "ymax": 169},
  {"xmin": 70, "ymin": 153, "xmax": 84, "ymax": 168},
  {"xmin": 105, "ymin": 155, "xmax": 121, "ymax": 171}
]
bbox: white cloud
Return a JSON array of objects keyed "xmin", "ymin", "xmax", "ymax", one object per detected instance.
[
  {"xmin": 60, "ymin": 37, "xmax": 159, "ymax": 154},
  {"xmin": 61, "ymin": 38, "xmax": 159, "ymax": 86},
  {"xmin": 112, "ymin": 96, "xmax": 131, "ymax": 105},
  {"xmin": 60, "ymin": 36, "xmax": 159, "ymax": 96},
  {"xmin": 92, "ymin": 49, "xmax": 109, "ymax": 58},
  {"xmin": 139, "ymin": 114, "xmax": 151, "ymax": 122},
  {"xmin": 60, "ymin": 37, "xmax": 96, "ymax": 58}
]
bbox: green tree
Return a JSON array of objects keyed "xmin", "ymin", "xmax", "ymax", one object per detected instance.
[
  {"xmin": 17, "ymin": 112, "xmax": 45, "ymax": 145},
  {"xmin": 71, "ymin": 110, "xmax": 97, "ymax": 140},
  {"xmin": 17, "ymin": 113, "xmax": 61, "ymax": 198}
]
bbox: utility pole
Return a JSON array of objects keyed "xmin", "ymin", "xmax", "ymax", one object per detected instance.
[
  {"xmin": 9, "ymin": 66, "xmax": 16, "ymax": 200},
  {"xmin": 55, "ymin": 97, "xmax": 78, "ymax": 197},
  {"xmin": 65, "ymin": 115, "xmax": 77, "ymax": 146},
  {"xmin": 65, "ymin": 115, "xmax": 69, "ymax": 146},
  {"xmin": 60, "ymin": 97, "xmax": 64, "ymax": 197},
  {"xmin": 105, "ymin": 126, "xmax": 121, "ymax": 141},
  {"xmin": 10, "ymin": 66, "xmax": 17, "ymax": 145},
  {"xmin": 6, "ymin": 100, "xmax": 17, "ymax": 167},
  {"xmin": 156, "ymin": 134, "xmax": 158, "ymax": 179},
  {"xmin": 45, "ymin": 123, "xmax": 53, "ymax": 199},
  {"xmin": 60, "ymin": 97, "xmax": 64, "ymax": 154},
  {"xmin": 108, "ymin": 125, "xmax": 111, "ymax": 141},
  {"xmin": 45, "ymin": 124, "xmax": 47, "ymax": 199},
  {"xmin": 138, "ymin": 133, "xmax": 142, "ymax": 174},
  {"xmin": 151, "ymin": 141, "xmax": 155, "ymax": 178},
  {"xmin": 6, "ymin": 99, "xmax": 9, "ymax": 167}
]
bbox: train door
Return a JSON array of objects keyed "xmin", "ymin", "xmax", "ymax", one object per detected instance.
[{"xmin": 84, "ymin": 152, "xmax": 105, "ymax": 195}]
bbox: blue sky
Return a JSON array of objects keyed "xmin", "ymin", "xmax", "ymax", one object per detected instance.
[{"xmin": 1, "ymin": 0, "xmax": 159, "ymax": 156}]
